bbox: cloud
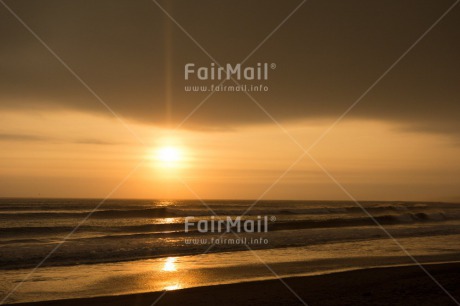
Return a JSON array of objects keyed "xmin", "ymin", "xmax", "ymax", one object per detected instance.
[
  {"xmin": 0, "ymin": 0, "xmax": 459, "ymax": 136},
  {"xmin": 0, "ymin": 133, "xmax": 49, "ymax": 142},
  {"xmin": 0, "ymin": 133, "xmax": 121, "ymax": 145},
  {"xmin": 73, "ymin": 139, "xmax": 123, "ymax": 146}
]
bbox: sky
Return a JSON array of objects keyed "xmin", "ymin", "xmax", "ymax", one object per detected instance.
[{"xmin": 0, "ymin": 0, "xmax": 459, "ymax": 201}]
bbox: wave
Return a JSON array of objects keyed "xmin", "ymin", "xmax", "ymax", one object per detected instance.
[
  {"xmin": 270, "ymin": 212, "xmax": 449, "ymax": 231},
  {"xmin": 0, "ymin": 223, "xmax": 185, "ymax": 237},
  {"xmin": 1, "ymin": 201, "xmax": 459, "ymax": 220},
  {"xmin": 163, "ymin": 204, "xmax": 444, "ymax": 216},
  {"xmin": 2, "ymin": 199, "xmax": 459, "ymax": 271},
  {"xmin": 0, "ymin": 212, "xmax": 451, "ymax": 241},
  {"xmin": 0, "ymin": 207, "xmax": 170, "ymax": 219},
  {"xmin": 2, "ymin": 223, "xmax": 460, "ymax": 271}
]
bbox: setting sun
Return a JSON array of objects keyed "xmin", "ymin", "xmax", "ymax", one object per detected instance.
[
  {"xmin": 153, "ymin": 146, "xmax": 184, "ymax": 168},
  {"xmin": 157, "ymin": 147, "xmax": 180, "ymax": 162}
]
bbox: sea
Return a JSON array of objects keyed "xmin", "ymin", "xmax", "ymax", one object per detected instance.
[{"xmin": 1, "ymin": 198, "xmax": 460, "ymax": 304}]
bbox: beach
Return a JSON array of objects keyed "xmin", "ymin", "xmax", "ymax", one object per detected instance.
[{"xmin": 6, "ymin": 263, "xmax": 460, "ymax": 306}]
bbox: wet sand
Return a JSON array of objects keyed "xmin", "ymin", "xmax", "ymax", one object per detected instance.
[{"xmin": 6, "ymin": 262, "xmax": 460, "ymax": 306}]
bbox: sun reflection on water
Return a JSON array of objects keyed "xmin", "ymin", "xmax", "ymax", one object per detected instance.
[
  {"xmin": 162, "ymin": 257, "xmax": 177, "ymax": 272},
  {"xmin": 157, "ymin": 201, "xmax": 174, "ymax": 207},
  {"xmin": 161, "ymin": 257, "xmax": 182, "ymax": 290},
  {"xmin": 164, "ymin": 284, "xmax": 181, "ymax": 291},
  {"xmin": 163, "ymin": 217, "xmax": 179, "ymax": 224}
]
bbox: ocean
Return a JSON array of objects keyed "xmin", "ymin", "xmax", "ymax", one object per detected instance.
[{"xmin": 1, "ymin": 198, "xmax": 460, "ymax": 304}]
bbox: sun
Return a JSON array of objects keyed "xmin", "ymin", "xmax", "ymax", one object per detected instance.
[
  {"xmin": 157, "ymin": 147, "xmax": 180, "ymax": 162},
  {"xmin": 148, "ymin": 135, "xmax": 189, "ymax": 171},
  {"xmin": 154, "ymin": 146, "xmax": 183, "ymax": 168}
]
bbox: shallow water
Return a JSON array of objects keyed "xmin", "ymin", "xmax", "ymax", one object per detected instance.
[{"xmin": 2, "ymin": 235, "xmax": 460, "ymax": 304}]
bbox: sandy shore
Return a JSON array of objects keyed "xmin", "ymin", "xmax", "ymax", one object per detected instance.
[{"xmin": 6, "ymin": 262, "xmax": 460, "ymax": 306}]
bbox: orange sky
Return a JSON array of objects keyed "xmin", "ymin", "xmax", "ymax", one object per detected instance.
[
  {"xmin": 1, "ymin": 109, "xmax": 459, "ymax": 201},
  {"xmin": 1, "ymin": 1, "xmax": 459, "ymax": 201}
]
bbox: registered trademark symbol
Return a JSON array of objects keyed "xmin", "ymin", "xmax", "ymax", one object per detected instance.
[
  {"xmin": 270, "ymin": 216, "xmax": 276, "ymax": 222},
  {"xmin": 270, "ymin": 63, "xmax": 276, "ymax": 69}
]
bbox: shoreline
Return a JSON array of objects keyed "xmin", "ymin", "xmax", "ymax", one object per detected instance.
[{"xmin": 5, "ymin": 262, "xmax": 460, "ymax": 306}]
